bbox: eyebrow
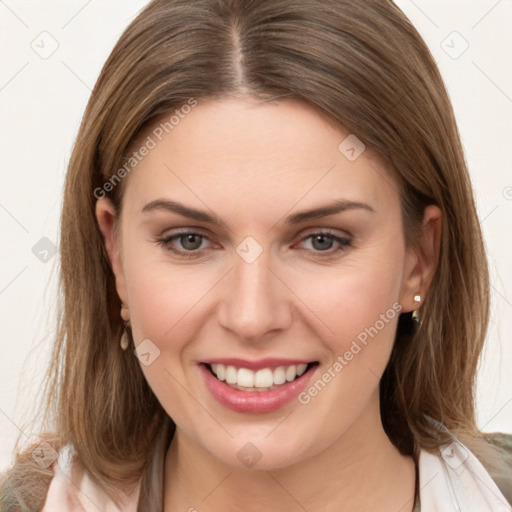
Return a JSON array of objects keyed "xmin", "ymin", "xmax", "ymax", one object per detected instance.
[{"xmin": 141, "ymin": 198, "xmax": 375, "ymax": 226}]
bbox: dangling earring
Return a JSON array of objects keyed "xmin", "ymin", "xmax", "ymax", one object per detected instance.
[
  {"xmin": 120, "ymin": 324, "xmax": 130, "ymax": 350},
  {"xmin": 412, "ymin": 294, "xmax": 421, "ymax": 323},
  {"xmin": 120, "ymin": 303, "xmax": 130, "ymax": 350}
]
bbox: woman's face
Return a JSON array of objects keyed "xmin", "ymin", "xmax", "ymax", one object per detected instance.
[{"xmin": 97, "ymin": 97, "xmax": 432, "ymax": 469}]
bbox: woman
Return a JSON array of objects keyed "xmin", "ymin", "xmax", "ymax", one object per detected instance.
[{"xmin": 1, "ymin": 0, "xmax": 511, "ymax": 510}]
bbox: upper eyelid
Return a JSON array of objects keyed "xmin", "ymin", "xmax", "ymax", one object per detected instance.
[{"xmin": 159, "ymin": 226, "xmax": 352, "ymax": 238}]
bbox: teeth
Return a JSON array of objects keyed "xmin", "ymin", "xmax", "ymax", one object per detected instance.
[
  {"xmin": 209, "ymin": 363, "xmax": 309, "ymax": 390},
  {"xmin": 285, "ymin": 365, "xmax": 297, "ymax": 382},
  {"xmin": 254, "ymin": 368, "xmax": 273, "ymax": 388},
  {"xmin": 237, "ymin": 368, "xmax": 254, "ymax": 387}
]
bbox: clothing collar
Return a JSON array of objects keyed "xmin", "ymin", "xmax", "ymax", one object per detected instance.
[{"xmin": 418, "ymin": 438, "xmax": 511, "ymax": 511}]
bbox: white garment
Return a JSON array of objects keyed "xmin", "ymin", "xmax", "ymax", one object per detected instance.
[
  {"xmin": 42, "ymin": 437, "xmax": 511, "ymax": 511},
  {"xmin": 42, "ymin": 445, "xmax": 140, "ymax": 511},
  {"xmin": 418, "ymin": 439, "xmax": 511, "ymax": 511}
]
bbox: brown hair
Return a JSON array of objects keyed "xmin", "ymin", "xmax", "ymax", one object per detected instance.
[{"xmin": 2, "ymin": 0, "xmax": 508, "ymax": 508}]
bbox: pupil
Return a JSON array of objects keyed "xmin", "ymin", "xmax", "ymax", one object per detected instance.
[
  {"xmin": 313, "ymin": 234, "xmax": 332, "ymax": 251},
  {"xmin": 182, "ymin": 234, "xmax": 201, "ymax": 250}
]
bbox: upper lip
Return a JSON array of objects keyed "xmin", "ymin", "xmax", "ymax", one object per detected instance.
[{"xmin": 201, "ymin": 358, "xmax": 316, "ymax": 371}]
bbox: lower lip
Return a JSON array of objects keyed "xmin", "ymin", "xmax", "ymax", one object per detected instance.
[{"xmin": 200, "ymin": 363, "xmax": 317, "ymax": 414}]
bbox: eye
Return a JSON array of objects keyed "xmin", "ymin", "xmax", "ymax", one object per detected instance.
[
  {"xmin": 297, "ymin": 230, "xmax": 352, "ymax": 256},
  {"xmin": 157, "ymin": 230, "xmax": 212, "ymax": 258}
]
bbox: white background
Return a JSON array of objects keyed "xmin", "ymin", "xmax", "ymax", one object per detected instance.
[{"xmin": 1, "ymin": 1, "xmax": 511, "ymax": 471}]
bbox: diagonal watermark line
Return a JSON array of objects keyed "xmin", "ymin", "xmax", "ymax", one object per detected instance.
[
  {"xmin": 0, "ymin": 407, "xmax": 29, "ymax": 439},
  {"xmin": 477, "ymin": 398, "xmax": 512, "ymax": 433},
  {"xmin": 265, "ymin": 472, "xmax": 310, "ymax": 512},
  {"xmin": 0, "ymin": 202, "xmax": 29, "ymax": 233},
  {"xmin": 0, "ymin": 265, "xmax": 28, "ymax": 296},
  {"xmin": 265, "ymin": 411, "xmax": 294, "ymax": 438},
  {"xmin": 0, "ymin": 62, "xmax": 29, "ymax": 92},
  {"xmin": 61, "ymin": 61, "xmax": 92, "ymax": 91},
  {"xmin": 0, "ymin": 0, "xmax": 29, "ymax": 28},
  {"xmin": 480, "ymin": 204, "xmax": 499, "ymax": 224},
  {"xmin": 395, "ymin": 494, "xmax": 417, "ymax": 512},
  {"xmin": 489, "ymin": 282, "xmax": 512, "ymax": 308},
  {"xmin": 477, "ymin": 264, "xmax": 512, "ymax": 310},
  {"xmin": 266, "ymin": 164, "xmax": 337, "ymax": 234},
  {"xmin": 61, "ymin": 0, "xmax": 93, "ymax": 29},
  {"xmin": 367, "ymin": 367, "xmax": 380, "ymax": 381},
  {"xmin": 472, "ymin": 61, "xmax": 512, "ymax": 105},
  {"xmin": 163, "ymin": 367, "xmax": 234, "ymax": 438},
  {"xmin": 472, "ymin": 0, "xmax": 502, "ymax": 30},
  {"xmin": 367, "ymin": 159, "xmax": 402, "ymax": 199},
  {"xmin": 200, "ymin": 470, "xmax": 234, "ymax": 503},
  {"xmin": 59, "ymin": 471, "xmax": 104, "ymax": 512},
  {"xmin": 471, "ymin": 465, "xmax": 512, "ymax": 508},
  {"xmin": 163, "ymin": 163, "xmax": 234, "ymax": 234},
  {"xmin": 406, "ymin": 0, "xmax": 439, "ymax": 29},
  {"xmin": 162, "ymin": 267, "xmax": 234, "ymax": 337},
  {"xmin": 416, "ymin": 470, "xmax": 441, "ymax": 495},
  {"xmin": 265, "ymin": 266, "xmax": 335, "ymax": 335}
]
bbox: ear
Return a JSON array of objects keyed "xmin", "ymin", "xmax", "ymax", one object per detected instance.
[
  {"xmin": 95, "ymin": 198, "xmax": 128, "ymax": 306},
  {"xmin": 399, "ymin": 205, "xmax": 442, "ymax": 313}
]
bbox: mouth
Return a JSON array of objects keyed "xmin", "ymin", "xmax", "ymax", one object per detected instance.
[{"xmin": 203, "ymin": 361, "xmax": 320, "ymax": 392}]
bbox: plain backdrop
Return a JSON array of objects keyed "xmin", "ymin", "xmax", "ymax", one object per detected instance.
[{"xmin": 1, "ymin": 0, "xmax": 511, "ymax": 471}]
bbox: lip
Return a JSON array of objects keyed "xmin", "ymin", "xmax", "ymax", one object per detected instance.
[
  {"xmin": 201, "ymin": 357, "xmax": 313, "ymax": 371},
  {"xmin": 199, "ymin": 362, "xmax": 318, "ymax": 414}
]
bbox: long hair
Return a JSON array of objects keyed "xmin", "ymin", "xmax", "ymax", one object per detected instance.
[{"xmin": 2, "ymin": 0, "xmax": 507, "ymax": 508}]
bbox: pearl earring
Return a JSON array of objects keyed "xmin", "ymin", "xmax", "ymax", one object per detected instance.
[{"xmin": 412, "ymin": 295, "xmax": 421, "ymax": 323}]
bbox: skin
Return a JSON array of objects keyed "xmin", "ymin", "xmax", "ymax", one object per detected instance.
[{"xmin": 96, "ymin": 96, "xmax": 441, "ymax": 512}]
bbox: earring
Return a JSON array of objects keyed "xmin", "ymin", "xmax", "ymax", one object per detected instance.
[
  {"xmin": 120, "ymin": 303, "xmax": 130, "ymax": 350},
  {"xmin": 120, "ymin": 325, "xmax": 130, "ymax": 350},
  {"xmin": 412, "ymin": 294, "xmax": 421, "ymax": 323}
]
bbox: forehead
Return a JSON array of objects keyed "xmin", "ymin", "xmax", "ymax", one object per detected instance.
[{"xmin": 122, "ymin": 97, "xmax": 401, "ymax": 222}]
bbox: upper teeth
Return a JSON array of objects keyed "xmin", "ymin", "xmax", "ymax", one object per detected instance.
[{"xmin": 210, "ymin": 363, "xmax": 309, "ymax": 389}]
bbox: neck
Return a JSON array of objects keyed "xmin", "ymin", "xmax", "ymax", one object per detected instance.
[{"xmin": 163, "ymin": 392, "xmax": 416, "ymax": 512}]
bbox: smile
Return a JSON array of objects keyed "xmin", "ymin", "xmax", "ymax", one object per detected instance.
[
  {"xmin": 199, "ymin": 360, "xmax": 319, "ymax": 413},
  {"xmin": 207, "ymin": 362, "xmax": 314, "ymax": 391}
]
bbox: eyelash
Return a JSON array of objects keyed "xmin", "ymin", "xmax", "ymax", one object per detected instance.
[{"xmin": 156, "ymin": 229, "xmax": 353, "ymax": 259}]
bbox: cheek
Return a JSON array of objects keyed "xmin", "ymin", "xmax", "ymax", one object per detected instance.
[
  {"xmin": 126, "ymin": 263, "xmax": 215, "ymax": 349},
  {"xmin": 290, "ymin": 256, "xmax": 404, "ymax": 443},
  {"xmin": 119, "ymin": 225, "xmax": 216, "ymax": 338},
  {"xmin": 300, "ymin": 247, "xmax": 404, "ymax": 352},
  {"xmin": 122, "ymin": 257, "xmax": 214, "ymax": 422}
]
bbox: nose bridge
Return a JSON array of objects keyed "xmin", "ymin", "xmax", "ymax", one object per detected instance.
[{"xmin": 218, "ymin": 241, "xmax": 291, "ymax": 341}]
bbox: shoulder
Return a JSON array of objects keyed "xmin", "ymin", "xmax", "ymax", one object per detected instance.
[
  {"xmin": 1, "ymin": 444, "xmax": 141, "ymax": 512},
  {"xmin": 41, "ymin": 445, "xmax": 141, "ymax": 512},
  {"xmin": 484, "ymin": 432, "xmax": 512, "ymax": 462},
  {"xmin": 418, "ymin": 433, "xmax": 512, "ymax": 511},
  {"xmin": 0, "ymin": 447, "xmax": 54, "ymax": 512},
  {"xmin": 484, "ymin": 432, "xmax": 512, "ymax": 504}
]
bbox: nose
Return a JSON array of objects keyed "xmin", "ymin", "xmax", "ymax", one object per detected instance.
[{"xmin": 217, "ymin": 248, "xmax": 293, "ymax": 342}]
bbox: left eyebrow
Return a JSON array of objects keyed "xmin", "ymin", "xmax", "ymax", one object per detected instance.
[
  {"xmin": 285, "ymin": 200, "xmax": 375, "ymax": 224},
  {"xmin": 141, "ymin": 198, "xmax": 375, "ymax": 227}
]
